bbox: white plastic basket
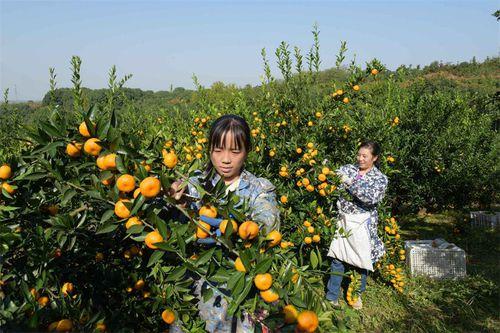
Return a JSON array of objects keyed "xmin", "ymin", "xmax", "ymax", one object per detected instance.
[
  {"xmin": 405, "ymin": 239, "xmax": 466, "ymax": 279},
  {"xmin": 470, "ymin": 211, "xmax": 499, "ymax": 228}
]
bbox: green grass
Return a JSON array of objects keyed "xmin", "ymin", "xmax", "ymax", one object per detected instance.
[{"xmin": 331, "ymin": 211, "xmax": 499, "ymax": 332}]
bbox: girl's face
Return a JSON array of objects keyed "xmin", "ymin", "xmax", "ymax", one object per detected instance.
[
  {"xmin": 210, "ymin": 130, "xmax": 247, "ymax": 184},
  {"xmin": 357, "ymin": 147, "xmax": 378, "ymax": 170}
]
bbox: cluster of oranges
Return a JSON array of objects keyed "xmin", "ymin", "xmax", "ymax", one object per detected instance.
[
  {"xmin": 383, "ymin": 264, "xmax": 405, "ymax": 293},
  {"xmin": 384, "ymin": 217, "xmax": 401, "ymax": 240},
  {"xmin": 302, "ymin": 220, "xmax": 321, "ymax": 245},
  {"xmin": 282, "ymin": 305, "xmax": 319, "ymax": 332},
  {"xmin": 296, "ymin": 164, "xmax": 336, "ymax": 197},
  {"xmin": 0, "ymin": 164, "xmax": 15, "ymax": 196},
  {"xmin": 346, "ymin": 272, "xmax": 361, "ymax": 307}
]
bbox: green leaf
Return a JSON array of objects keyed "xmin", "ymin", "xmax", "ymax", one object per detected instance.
[
  {"xmin": 40, "ymin": 121, "xmax": 63, "ymax": 138},
  {"xmin": 110, "ymin": 108, "xmax": 118, "ymax": 128},
  {"xmin": 96, "ymin": 223, "xmax": 118, "ymax": 234},
  {"xmin": 227, "ymin": 276, "xmax": 253, "ymax": 315},
  {"xmin": 154, "ymin": 242, "xmax": 176, "ymax": 252},
  {"xmin": 126, "ymin": 225, "xmax": 144, "ymax": 234},
  {"xmin": 227, "ymin": 271, "xmax": 244, "ymax": 291},
  {"xmin": 147, "ymin": 251, "xmax": 165, "ymax": 267},
  {"xmin": 195, "ymin": 247, "xmax": 215, "ymax": 267},
  {"xmin": 96, "ymin": 115, "xmax": 110, "ymax": 139},
  {"xmin": 291, "ymin": 295, "xmax": 307, "ymax": 308},
  {"xmin": 100, "ymin": 210, "xmax": 115, "ymax": 224},
  {"xmin": 115, "ymin": 155, "xmax": 127, "ymax": 174},
  {"xmin": 202, "ymin": 287, "xmax": 214, "ymax": 302},
  {"xmin": 165, "ymin": 266, "xmax": 186, "ymax": 282},
  {"xmin": 99, "ymin": 170, "xmax": 113, "ymax": 181},
  {"xmin": 15, "ymin": 172, "xmax": 47, "ymax": 181},
  {"xmin": 129, "ymin": 195, "xmax": 145, "ymax": 216},
  {"xmin": 61, "ymin": 189, "xmax": 77, "ymax": 206},
  {"xmin": 310, "ymin": 250, "xmax": 318, "ymax": 269},
  {"xmin": 254, "ymin": 257, "xmax": 273, "ymax": 274},
  {"xmin": 176, "ymin": 229, "xmax": 186, "ymax": 257}
]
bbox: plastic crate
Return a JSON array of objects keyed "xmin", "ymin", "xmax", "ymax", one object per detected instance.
[
  {"xmin": 470, "ymin": 211, "xmax": 499, "ymax": 228},
  {"xmin": 405, "ymin": 239, "xmax": 466, "ymax": 279}
]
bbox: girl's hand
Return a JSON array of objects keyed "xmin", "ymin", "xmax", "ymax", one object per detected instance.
[{"xmin": 169, "ymin": 180, "xmax": 186, "ymax": 200}]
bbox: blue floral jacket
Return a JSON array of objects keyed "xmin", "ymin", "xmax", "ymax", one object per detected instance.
[
  {"xmin": 336, "ymin": 164, "xmax": 388, "ymax": 263},
  {"xmin": 170, "ymin": 169, "xmax": 279, "ymax": 333}
]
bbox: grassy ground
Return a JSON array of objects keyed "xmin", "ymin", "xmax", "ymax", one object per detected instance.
[{"xmin": 332, "ymin": 211, "xmax": 499, "ymax": 333}]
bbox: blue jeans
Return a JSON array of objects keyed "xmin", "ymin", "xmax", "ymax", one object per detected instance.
[{"xmin": 326, "ymin": 258, "xmax": 367, "ymax": 301}]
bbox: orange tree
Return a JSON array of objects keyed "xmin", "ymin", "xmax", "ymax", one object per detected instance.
[{"xmin": 1, "ymin": 36, "xmax": 409, "ymax": 332}]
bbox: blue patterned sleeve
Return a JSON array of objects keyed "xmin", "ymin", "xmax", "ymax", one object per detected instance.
[
  {"xmin": 249, "ymin": 179, "xmax": 280, "ymax": 233},
  {"xmin": 347, "ymin": 173, "xmax": 388, "ymax": 206}
]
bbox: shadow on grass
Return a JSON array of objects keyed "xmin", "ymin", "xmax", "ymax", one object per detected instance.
[{"xmin": 335, "ymin": 211, "xmax": 499, "ymax": 332}]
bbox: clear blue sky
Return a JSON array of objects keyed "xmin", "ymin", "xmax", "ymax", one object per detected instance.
[{"xmin": 1, "ymin": 0, "xmax": 498, "ymax": 101}]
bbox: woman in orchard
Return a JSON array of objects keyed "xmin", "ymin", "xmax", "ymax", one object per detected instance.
[
  {"xmin": 326, "ymin": 141, "xmax": 388, "ymax": 310},
  {"xmin": 170, "ymin": 114, "xmax": 280, "ymax": 332}
]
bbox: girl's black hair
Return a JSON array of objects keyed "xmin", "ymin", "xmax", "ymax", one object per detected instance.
[
  {"xmin": 359, "ymin": 140, "xmax": 382, "ymax": 167},
  {"xmin": 206, "ymin": 114, "xmax": 251, "ymax": 172}
]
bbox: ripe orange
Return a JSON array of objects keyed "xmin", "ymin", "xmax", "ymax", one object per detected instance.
[
  {"xmin": 2, "ymin": 182, "xmax": 15, "ymax": 195},
  {"xmin": 79, "ymin": 121, "xmax": 91, "ymax": 137},
  {"xmin": 343, "ymin": 97, "xmax": 349, "ymax": 104},
  {"xmin": 196, "ymin": 221, "xmax": 211, "ymax": 239},
  {"xmin": 95, "ymin": 322, "xmax": 107, "ymax": 332},
  {"xmin": 353, "ymin": 84, "xmax": 360, "ymax": 91},
  {"xmin": 254, "ymin": 273, "xmax": 273, "ymax": 290},
  {"xmin": 266, "ymin": 230, "xmax": 282, "ymax": 247},
  {"xmin": 371, "ymin": 68, "xmax": 379, "ymax": 75},
  {"xmin": 125, "ymin": 217, "xmax": 143, "ymax": 229},
  {"xmin": 318, "ymin": 174, "xmax": 326, "ymax": 182},
  {"xmin": 140, "ymin": 177, "xmax": 161, "ymax": 198},
  {"xmin": 133, "ymin": 188, "xmax": 141, "ymax": 199},
  {"xmin": 198, "ymin": 205, "xmax": 217, "ymax": 218},
  {"xmin": 304, "ymin": 237, "xmax": 312, "ymax": 245},
  {"xmin": 260, "ymin": 289, "xmax": 279, "ymax": 303},
  {"xmin": 47, "ymin": 205, "xmax": 59, "ymax": 216},
  {"xmin": 114, "ymin": 199, "xmax": 131, "ymax": 219},
  {"xmin": 101, "ymin": 175, "xmax": 114, "ymax": 186},
  {"xmin": 96, "ymin": 155, "xmax": 107, "ymax": 170},
  {"xmin": 38, "ymin": 296, "xmax": 49, "ymax": 307},
  {"xmin": 140, "ymin": 160, "xmax": 152, "ymax": 172},
  {"xmin": 116, "ymin": 174, "xmax": 136, "ymax": 193},
  {"xmin": 238, "ymin": 221, "xmax": 259, "ymax": 240},
  {"xmin": 161, "ymin": 309, "xmax": 176, "ymax": 324},
  {"xmin": 145, "ymin": 230, "xmax": 164, "ymax": 249},
  {"xmin": 83, "ymin": 138, "xmax": 102, "ymax": 156},
  {"xmin": 61, "ymin": 282, "xmax": 74, "ymax": 296},
  {"xmin": 312, "ymin": 235, "xmax": 321, "ymax": 243},
  {"xmin": 296, "ymin": 310, "xmax": 319, "ymax": 332},
  {"xmin": 52, "ymin": 319, "xmax": 73, "ymax": 332},
  {"xmin": 95, "ymin": 252, "xmax": 104, "ymax": 261},
  {"xmin": 280, "ymin": 195, "xmax": 288, "ymax": 204},
  {"xmin": 103, "ymin": 153, "xmax": 117, "ymax": 170},
  {"xmin": 134, "ymin": 279, "xmax": 145, "ymax": 290},
  {"xmin": 234, "ymin": 257, "xmax": 247, "ymax": 272},
  {"xmin": 0, "ymin": 164, "xmax": 12, "ymax": 180},
  {"xmin": 30, "ymin": 288, "xmax": 39, "ymax": 299},
  {"xmin": 162, "ymin": 150, "xmax": 178, "ymax": 169},
  {"xmin": 66, "ymin": 142, "xmax": 82, "ymax": 158},
  {"xmin": 219, "ymin": 219, "xmax": 238, "ymax": 234},
  {"xmin": 321, "ymin": 167, "xmax": 330, "ymax": 175},
  {"xmin": 283, "ymin": 304, "xmax": 299, "ymax": 324}
]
